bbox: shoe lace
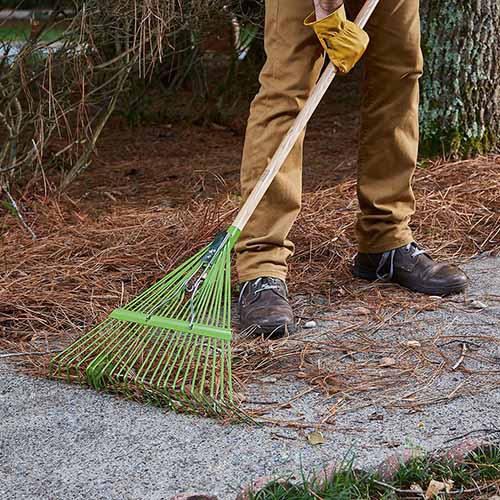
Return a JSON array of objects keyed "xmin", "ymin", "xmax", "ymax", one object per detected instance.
[
  {"xmin": 238, "ymin": 277, "xmax": 286, "ymax": 307},
  {"xmin": 376, "ymin": 242, "xmax": 426, "ymax": 281}
]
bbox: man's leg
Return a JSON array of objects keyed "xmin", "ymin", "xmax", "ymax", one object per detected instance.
[
  {"xmin": 236, "ymin": 0, "xmax": 324, "ymax": 334},
  {"xmin": 346, "ymin": 0, "xmax": 421, "ymax": 251},
  {"xmin": 348, "ymin": 0, "xmax": 467, "ymax": 295},
  {"xmin": 235, "ymin": 0, "xmax": 323, "ymax": 284}
]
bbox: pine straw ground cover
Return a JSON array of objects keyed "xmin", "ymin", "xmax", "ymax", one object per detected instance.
[{"xmin": 1, "ymin": 142, "xmax": 499, "ymax": 418}]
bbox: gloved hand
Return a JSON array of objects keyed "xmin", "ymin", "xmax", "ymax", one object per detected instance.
[{"xmin": 304, "ymin": 5, "xmax": 369, "ymax": 74}]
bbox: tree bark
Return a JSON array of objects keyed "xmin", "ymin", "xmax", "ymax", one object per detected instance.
[{"xmin": 420, "ymin": 0, "xmax": 499, "ymax": 157}]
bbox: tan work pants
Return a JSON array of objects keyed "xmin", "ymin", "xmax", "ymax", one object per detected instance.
[{"xmin": 235, "ymin": 0, "xmax": 423, "ymax": 283}]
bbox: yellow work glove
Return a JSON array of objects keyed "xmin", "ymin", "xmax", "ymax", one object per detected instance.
[{"xmin": 304, "ymin": 5, "xmax": 369, "ymax": 74}]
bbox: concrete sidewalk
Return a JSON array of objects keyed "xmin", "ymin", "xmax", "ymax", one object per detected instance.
[{"xmin": 1, "ymin": 257, "xmax": 499, "ymax": 500}]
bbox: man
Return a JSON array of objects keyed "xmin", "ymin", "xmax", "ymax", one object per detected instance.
[{"xmin": 236, "ymin": 0, "xmax": 468, "ymax": 335}]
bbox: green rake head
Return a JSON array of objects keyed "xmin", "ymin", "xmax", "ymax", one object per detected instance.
[{"xmin": 49, "ymin": 226, "xmax": 247, "ymax": 420}]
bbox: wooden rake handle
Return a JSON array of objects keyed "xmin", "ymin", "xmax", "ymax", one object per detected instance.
[{"xmin": 232, "ymin": 0, "xmax": 381, "ymax": 231}]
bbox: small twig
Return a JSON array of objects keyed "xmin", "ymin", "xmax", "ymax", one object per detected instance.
[
  {"xmin": 0, "ymin": 350, "xmax": 61, "ymax": 359},
  {"xmin": 447, "ymin": 378, "xmax": 468, "ymax": 399},
  {"xmin": 244, "ymin": 399, "xmax": 280, "ymax": 405},
  {"xmin": 258, "ymin": 417, "xmax": 335, "ymax": 430},
  {"xmin": 3, "ymin": 188, "xmax": 37, "ymax": 239},
  {"xmin": 270, "ymin": 432, "xmax": 298, "ymax": 441},
  {"xmin": 452, "ymin": 343, "xmax": 468, "ymax": 370},
  {"xmin": 372, "ymin": 479, "xmax": 423, "ymax": 496},
  {"xmin": 307, "ymin": 488, "xmax": 324, "ymax": 500},
  {"xmin": 443, "ymin": 428, "xmax": 500, "ymax": 444},
  {"xmin": 61, "ymin": 62, "xmax": 132, "ymax": 188},
  {"xmin": 439, "ymin": 339, "xmax": 481, "ymax": 349}
]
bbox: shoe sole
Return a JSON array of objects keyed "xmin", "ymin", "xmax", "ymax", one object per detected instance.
[
  {"xmin": 239, "ymin": 322, "xmax": 297, "ymax": 338},
  {"xmin": 352, "ymin": 265, "xmax": 467, "ymax": 297}
]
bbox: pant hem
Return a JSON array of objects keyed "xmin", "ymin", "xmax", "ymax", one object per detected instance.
[
  {"xmin": 237, "ymin": 267, "xmax": 288, "ymax": 284},
  {"xmin": 357, "ymin": 234, "xmax": 414, "ymax": 254}
]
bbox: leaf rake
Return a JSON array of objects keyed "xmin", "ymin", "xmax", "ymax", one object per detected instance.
[
  {"xmin": 49, "ymin": 0, "xmax": 380, "ymax": 419},
  {"xmin": 50, "ymin": 229, "xmax": 244, "ymax": 418}
]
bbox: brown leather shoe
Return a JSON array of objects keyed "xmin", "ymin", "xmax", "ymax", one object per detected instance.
[
  {"xmin": 353, "ymin": 242, "xmax": 468, "ymax": 296},
  {"xmin": 238, "ymin": 277, "xmax": 296, "ymax": 336}
]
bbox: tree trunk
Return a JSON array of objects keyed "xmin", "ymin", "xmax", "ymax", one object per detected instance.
[{"xmin": 420, "ymin": 0, "xmax": 499, "ymax": 157}]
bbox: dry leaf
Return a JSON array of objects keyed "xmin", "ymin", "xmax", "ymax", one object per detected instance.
[
  {"xmin": 380, "ymin": 357, "xmax": 397, "ymax": 367},
  {"xmin": 468, "ymin": 299, "xmax": 487, "ymax": 309},
  {"xmin": 406, "ymin": 340, "xmax": 421, "ymax": 348},
  {"xmin": 303, "ymin": 320, "xmax": 317, "ymax": 329},
  {"xmin": 444, "ymin": 480, "xmax": 454, "ymax": 493},
  {"xmin": 425, "ymin": 480, "xmax": 445, "ymax": 498},
  {"xmin": 307, "ymin": 431, "xmax": 325, "ymax": 445},
  {"xmin": 410, "ymin": 484, "xmax": 424, "ymax": 494},
  {"xmin": 354, "ymin": 307, "xmax": 371, "ymax": 315},
  {"xmin": 425, "ymin": 479, "xmax": 454, "ymax": 499}
]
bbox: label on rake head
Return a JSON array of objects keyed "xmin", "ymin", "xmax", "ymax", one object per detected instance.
[{"xmin": 201, "ymin": 231, "xmax": 229, "ymax": 265}]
